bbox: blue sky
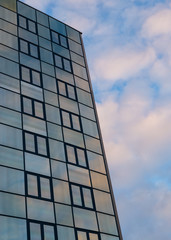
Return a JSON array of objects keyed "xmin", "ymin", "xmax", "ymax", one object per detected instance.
[{"xmin": 22, "ymin": 0, "xmax": 171, "ymax": 239}]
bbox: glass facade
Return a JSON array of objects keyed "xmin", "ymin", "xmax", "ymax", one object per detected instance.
[{"xmin": 0, "ymin": 1, "xmax": 122, "ymax": 240}]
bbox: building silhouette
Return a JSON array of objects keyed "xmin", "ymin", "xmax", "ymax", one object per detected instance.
[{"xmin": 0, "ymin": 0, "xmax": 123, "ymax": 239}]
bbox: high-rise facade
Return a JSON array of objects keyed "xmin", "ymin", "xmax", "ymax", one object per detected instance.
[{"xmin": 0, "ymin": 0, "xmax": 123, "ymax": 240}]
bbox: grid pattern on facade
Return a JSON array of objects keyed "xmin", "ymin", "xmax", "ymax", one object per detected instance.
[{"xmin": 0, "ymin": 1, "xmax": 122, "ymax": 240}]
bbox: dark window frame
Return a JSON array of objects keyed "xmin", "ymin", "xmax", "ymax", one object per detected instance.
[
  {"xmin": 54, "ymin": 54, "xmax": 72, "ymax": 73},
  {"xmin": 51, "ymin": 30, "xmax": 68, "ymax": 48},
  {"xmin": 18, "ymin": 14, "xmax": 37, "ymax": 34},
  {"xmin": 57, "ymin": 80, "xmax": 77, "ymax": 101},
  {"xmin": 61, "ymin": 109, "xmax": 82, "ymax": 132},
  {"xmin": 20, "ymin": 65, "xmax": 42, "ymax": 87},
  {"xmin": 19, "ymin": 38, "xmax": 39, "ymax": 59}
]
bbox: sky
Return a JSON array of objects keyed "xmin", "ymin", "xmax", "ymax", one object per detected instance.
[{"xmin": 21, "ymin": 0, "xmax": 171, "ymax": 239}]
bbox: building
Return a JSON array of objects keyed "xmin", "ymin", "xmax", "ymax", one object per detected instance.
[{"xmin": 0, "ymin": 0, "xmax": 123, "ymax": 239}]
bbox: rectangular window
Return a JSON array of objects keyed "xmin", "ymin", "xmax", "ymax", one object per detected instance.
[
  {"xmin": 22, "ymin": 96, "xmax": 45, "ymax": 119},
  {"xmin": 70, "ymin": 184, "xmax": 94, "ymax": 210},
  {"xmin": 26, "ymin": 173, "xmax": 53, "ymax": 201},
  {"xmin": 24, "ymin": 131, "xmax": 48, "ymax": 157},
  {"xmin": 76, "ymin": 230, "xmax": 99, "ymax": 240},
  {"xmin": 61, "ymin": 110, "xmax": 81, "ymax": 131},
  {"xmin": 54, "ymin": 54, "xmax": 72, "ymax": 73},
  {"xmin": 18, "ymin": 15, "xmax": 37, "ymax": 34},
  {"xmin": 19, "ymin": 39, "xmax": 39, "ymax": 58},
  {"xmin": 58, "ymin": 81, "xmax": 76, "ymax": 100},
  {"xmin": 51, "ymin": 31, "xmax": 68, "ymax": 48},
  {"xmin": 21, "ymin": 65, "xmax": 42, "ymax": 87},
  {"xmin": 66, "ymin": 144, "xmax": 87, "ymax": 167}
]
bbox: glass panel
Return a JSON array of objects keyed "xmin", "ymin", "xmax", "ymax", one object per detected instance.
[
  {"xmin": 53, "ymin": 179, "xmax": 70, "ymax": 204},
  {"xmin": 89, "ymin": 233, "xmax": 99, "ymax": 240},
  {"xmin": 59, "ymin": 96, "xmax": 79, "ymax": 114},
  {"xmin": 34, "ymin": 101, "xmax": 44, "ymax": 118},
  {"xmin": 44, "ymin": 90, "xmax": 58, "ymax": 107},
  {"xmin": 81, "ymin": 118, "xmax": 99, "ymax": 138},
  {"xmin": 101, "ymin": 234, "xmax": 119, "ymax": 240},
  {"xmin": 66, "ymin": 145, "xmax": 76, "ymax": 164},
  {"xmin": 75, "ymin": 76, "xmax": 90, "ymax": 92},
  {"xmin": 57, "ymin": 226, "xmax": 75, "ymax": 240},
  {"xmin": 30, "ymin": 44, "xmax": 38, "ymax": 58},
  {"xmin": 77, "ymin": 231, "xmax": 87, "ymax": 240},
  {"xmin": 47, "ymin": 122, "xmax": 63, "ymax": 141},
  {"xmin": 32, "ymin": 70, "xmax": 41, "ymax": 86},
  {"xmin": 39, "ymin": 37, "xmax": 52, "ymax": 51},
  {"xmin": 40, "ymin": 48, "xmax": 53, "ymax": 65},
  {"xmin": 42, "ymin": 74, "xmax": 57, "ymax": 93},
  {"xmin": 53, "ymin": 43, "xmax": 70, "ymax": 59},
  {"xmin": 25, "ymin": 132, "xmax": 35, "ymax": 152},
  {"xmin": 25, "ymin": 152, "xmax": 50, "ymax": 176},
  {"xmin": 77, "ymin": 88, "xmax": 93, "ymax": 107},
  {"xmin": 49, "ymin": 18, "xmax": 66, "ymax": 36},
  {"xmin": 94, "ymin": 190, "xmax": 113, "ymax": 215},
  {"xmin": 46, "ymin": 104, "xmax": 61, "ymax": 125},
  {"xmin": 66, "ymin": 26, "xmax": 81, "ymax": 43},
  {"xmin": 23, "ymin": 115, "xmax": 46, "ymax": 136},
  {"xmin": 84, "ymin": 135, "xmax": 102, "ymax": 154},
  {"xmin": 68, "ymin": 39, "xmax": 83, "ymax": 56},
  {"xmin": 19, "ymin": 15, "xmax": 26, "ymax": 28},
  {"xmin": 41, "ymin": 62, "xmax": 55, "ymax": 77},
  {"xmin": 83, "ymin": 188, "xmax": 93, "ymax": 208},
  {"xmin": 49, "ymin": 139, "xmax": 66, "ymax": 162},
  {"xmin": 0, "ymin": 166, "xmax": 24, "ymax": 195},
  {"xmin": 38, "ymin": 24, "xmax": 50, "ymax": 40},
  {"xmin": 0, "ymin": 106, "xmax": 21, "ymax": 128},
  {"xmin": 58, "ymin": 81, "xmax": 66, "ymax": 96},
  {"xmin": 28, "ymin": 20, "xmax": 36, "ymax": 33},
  {"xmin": 27, "ymin": 198, "xmax": 55, "ymax": 223},
  {"xmin": 55, "ymin": 203, "xmax": 73, "ymax": 226},
  {"xmin": 0, "ymin": 216, "xmax": 27, "ymax": 240},
  {"xmin": 20, "ymin": 39, "xmax": 28, "ymax": 54},
  {"xmin": 51, "ymin": 160, "xmax": 68, "ymax": 180},
  {"xmin": 73, "ymin": 207, "xmax": 98, "ymax": 231},
  {"xmin": 63, "ymin": 59, "xmax": 71, "ymax": 72},
  {"xmin": 0, "ymin": 18, "xmax": 17, "ymax": 35},
  {"xmin": 52, "ymin": 31, "xmax": 59, "ymax": 44},
  {"xmin": 0, "ymin": 192, "xmax": 25, "ymax": 218},
  {"xmin": 77, "ymin": 148, "xmax": 86, "ymax": 167},
  {"xmin": 23, "ymin": 97, "xmax": 33, "ymax": 115},
  {"xmin": 0, "ymin": 44, "xmax": 18, "ymax": 62},
  {"xmin": 72, "ymin": 115, "xmax": 81, "ymax": 131},
  {"xmin": 62, "ymin": 111, "xmax": 71, "ymax": 127},
  {"xmin": 0, "ymin": 88, "xmax": 20, "ymax": 111},
  {"xmin": 0, "ymin": 73, "xmax": 20, "ymax": 93},
  {"xmin": 90, "ymin": 172, "xmax": 109, "ymax": 192},
  {"xmin": 18, "ymin": 2, "xmax": 36, "ymax": 21},
  {"xmin": 20, "ymin": 53, "xmax": 40, "ymax": 71},
  {"xmin": 37, "ymin": 11, "xmax": 49, "ymax": 27},
  {"xmin": 0, "ymin": 6, "xmax": 17, "ymax": 24},
  {"xmin": 0, "ymin": 30, "xmax": 18, "ymax": 50},
  {"xmin": 56, "ymin": 68, "xmax": 74, "ymax": 85},
  {"xmin": 55, "ymin": 55, "xmax": 62, "ymax": 68},
  {"xmin": 60, "ymin": 35, "xmax": 68, "ymax": 48},
  {"xmin": 37, "ymin": 136, "xmax": 47, "ymax": 156},
  {"xmin": 68, "ymin": 165, "xmax": 90, "ymax": 186},
  {"xmin": 40, "ymin": 177, "xmax": 51, "ymax": 199},
  {"xmin": 0, "ymin": 145, "xmax": 23, "ymax": 170},
  {"xmin": 44, "ymin": 225, "xmax": 55, "ymax": 240},
  {"xmin": 30, "ymin": 222, "xmax": 41, "ymax": 240},
  {"xmin": 27, "ymin": 174, "xmax": 38, "ymax": 196},
  {"xmin": 0, "ymin": 124, "xmax": 23, "ymax": 150},
  {"xmin": 63, "ymin": 128, "xmax": 84, "ymax": 148},
  {"xmin": 87, "ymin": 151, "xmax": 106, "ymax": 174},
  {"xmin": 97, "ymin": 213, "xmax": 118, "ymax": 235},
  {"xmin": 19, "ymin": 27, "xmax": 38, "ymax": 45},
  {"xmin": 67, "ymin": 85, "xmax": 76, "ymax": 100},
  {"xmin": 21, "ymin": 66, "xmax": 30, "ymax": 82},
  {"xmin": 71, "ymin": 185, "xmax": 82, "ymax": 206},
  {"xmin": 71, "ymin": 52, "xmax": 85, "ymax": 66}
]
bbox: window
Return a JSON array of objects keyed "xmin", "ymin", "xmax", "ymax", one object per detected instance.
[
  {"xmin": 58, "ymin": 81, "xmax": 76, "ymax": 100},
  {"xmin": 61, "ymin": 110, "xmax": 81, "ymax": 131},
  {"xmin": 76, "ymin": 230, "xmax": 100, "ymax": 240},
  {"xmin": 28, "ymin": 221, "xmax": 57, "ymax": 240},
  {"xmin": 22, "ymin": 96, "xmax": 45, "ymax": 119},
  {"xmin": 24, "ymin": 131, "xmax": 48, "ymax": 157},
  {"xmin": 26, "ymin": 173, "xmax": 53, "ymax": 201},
  {"xmin": 54, "ymin": 55, "xmax": 72, "ymax": 73},
  {"xmin": 21, "ymin": 65, "xmax": 42, "ymax": 87},
  {"xmin": 19, "ymin": 39, "xmax": 39, "ymax": 58},
  {"xmin": 70, "ymin": 183, "xmax": 94, "ymax": 210},
  {"xmin": 66, "ymin": 144, "xmax": 87, "ymax": 167},
  {"xmin": 51, "ymin": 31, "xmax": 68, "ymax": 48},
  {"xmin": 18, "ymin": 15, "xmax": 37, "ymax": 34}
]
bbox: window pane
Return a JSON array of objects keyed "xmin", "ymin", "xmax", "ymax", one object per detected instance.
[
  {"xmin": 44, "ymin": 225, "xmax": 55, "ymax": 240},
  {"xmin": 62, "ymin": 111, "xmax": 71, "ymax": 127},
  {"xmin": 71, "ymin": 185, "xmax": 82, "ymax": 206},
  {"xmin": 27, "ymin": 198, "xmax": 55, "ymax": 223},
  {"xmin": 59, "ymin": 96, "xmax": 79, "ymax": 114},
  {"xmin": 97, "ymin": 213, "xmax": 118, "ymax": 236},
  {"xmin": 34, "ymin": 101, "xmax": 44, "ymax": 118},
  {"xmin": 51, "ymin": 160, "xmax": 68, "ymax": 181},
  {"xmin": 58, "ymin": 81, "xmax": 66, "ymax": 96},
  {"xmin": 40, "ymin": 177, "xmax": 51, "ymax": 199},
  {"xmin": 84, "ymin": 135, "xmax": 102, "ymax": 154},
  {"xmin": 27, "ymin": 174, "xmax": 38, "ymax": 196},
  {"xmin": 20, "ymin": 39, "xmax": 28, "ymax": 54},
  {"xmin": 90, "ymin": 172, "xmax": 109, "ymax": 192},
  {"xmin": 42, "ymin": 74, "xmax": 57, "ymax": 93},
  {"xmin": 0, "ymin": 73, "xmax": 20, "ymax": 93},
  {"xmin": 47, "ymin": 122, "xmax": 63, "ymax": 141},
  {"xmin": 68, "ymin": 39, "xmax": 83, "ymax": 56},
  {"xmin": 87, "ymin": 151, "xmax": 106, "ymax": 174},
  {"xmin": 77, "ymin": 231, "xmax": 87, "ymax": 240},
  {"xmin": 32, "ymin": 70, "xmax": 41, "ymax": 86},
  {"xmin": 53, "ymin": 179, "xmax": 71, "ymax": 204},
  {"xmin": 57, "ymin": 226, "xmax": 75, "ymax": 240},
  {"xmin": 21, "ymin": 82, "xmax": 43, "ymax": 101},
  {"xmin": 0, "ymin": 166, "xmax": 24, "ymax": 195},
  {"xmin": 83, "ymin": 188, "xmax": 93, "ymax": 209},
  {"xmin": 72, "ymin": 115, "xmax": 81, "ymax": 131},
  {"xmin": 30, "ymin": 222, "xmax": 41, "ymax": 240},
  {"xmin": 25, "ymin": 132, "xmax": 35, "ymax": 152},
  {"xmin": 71, "ymin": 52, "xmax": 85, "ymax": 66},
  {"xmin": 68, "ymin": 165, "xmax": 90, "ymax": 186},
  {"xmin": 67, "ymin": 85, "xmax": 76, "ymax": 100},
  {"xmin": 56, "ymin": 68, "xmax": 74, "ymax": 85},
  {"xmin": 77, "ymin": 88, "xmax": 93, "ymax": 107},
  {"xmin": 37, "ymin": 11, "xmax": 49, "ymax": 27},
  {"xmin": 73, "ymin": 207, "xmax": 98, "ymax": 231},
  {"xmin": 44, "ymin": 90, "xmax": 58, "ymax": 107},
  {"xmin": 76, "ymin": 148, "xmax": 86, "ymax": 167},
  {"xmin": 28, "ymin": 20, "xmax": 36, "ymax": 33},
  {"xmin": 23, "ymin": 115, "xmax": 46, "ymax": 136},
  {"xmin": 0, "ymin": 216, "xmax": 27, "ymax": 240},
  {"xmin": 63, "ymin": 128, "xmax": 84, "ymax": 148},
  {"xmin": 52, "ymin": 31, "xmax": 59, "ymax": 44},
  {"xmin": 79, "ymin": 103, "xmax": 95, "ymax": 121},
  {"xmin": 55, "ymin": 55, "xmax": 62, "ymax": 68},
  {"xmin": 46, "ymin": 104, "xmax": 61, "ymax": 125},
  {"xmin": 75, "ymin": 76, "xmax": 90, "ymax": 92},
  {"xmin": 0, "ymin": 88, "xmax": 20, "ymax": 111},
  {"xmin": 66, "ymin": 26, "xmax": 81, "ymax": 43},
  {"xmin": 63, "ymin": 59, "xmax": 71, "ymax": 72},
  {"xmin": 101, "ymin": 234, "xmax": 119, "ymax": 240},
  {"xmin": 53, "ymin": 43, "xmax": 70, "ymax": 59},
  {"xmin": 0, "ymin": 56, "xmax": 19, "ymax": 78},
  {"xmin": 0, "ymin": 192, "xmax": 25, "ymax": 218},
  {"xmin": 60, "ymin": 35, "xmax": 68, "ymax": 48},
  {"xmin": 55, "ymin": 203, "xmax": 73, "ymax": 226},
  {"xmin": 89, "ymin": 233, "xmax": 99, "ymax": 240},
  {"xmin": 18, "ymin": 2, "xmax": 36, "ymax": 21},
  {"xmin": 37, "ymin": 136, "xmax": 47, "ymax": 156},
  {"xmin": 81, "ymin": 118, "xmax": 99, "ymax": 138},
  {"xmin": 23, "ymin": 97, "xmax": 33, "ymax": 115},
  {"xmin": 66, "ymin": 145, "xmax": 76, "ymax": 164},
  {"xmin": 49, "ymin": 139, "xmax": 65, "ymax": 162},
  {"xmin": 21, "ymin": 66, "xmax": 30, "ymax": 82},
  {"xmin": 94, "ymin": 190, "xmax": 113, "ymax": 215},
  {"xmin": 30, "ymin": 44, "xmax": 38, "ymax": 58},
  {"xmin": 0, "ymin": 106, "xmax": 21, "ymax": 128},
  {"xmin": 40, "ymin": 48, "xmax": 53, "ymax": 65},
  {"xmin": 49, "ymin": 18, "xmax": 66, "ymax": 36}
]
